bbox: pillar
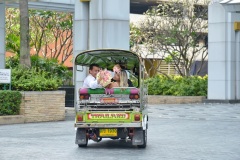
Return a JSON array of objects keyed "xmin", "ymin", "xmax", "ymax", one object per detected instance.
[
  {"xmin": 73, "ymin": 0, "xmax": 89, "ymax": 107},
  {"xmin": 73, "ymin": 0, "xmax": 130, "ymax": 107},
  {"xmin": 208, "ymin": 2, "xmax": 240, "ymax": 102},
  {"xmin": 89, "ymin": 0, "xmax": 129, "ymax": 50},
  {"xmin": 236, "ymin": 31, "xmax": 240, "ymax": 99},
  {"xmin": 0, "ymin": 3, "xmax": 5, "ymax": 69}
]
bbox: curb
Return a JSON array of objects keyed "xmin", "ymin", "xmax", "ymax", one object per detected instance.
[
  {"xmin": 0, "ymin": 115, "xmax": 24, "ymax": 125},
  {"xmin": 148, "ymin": 95, "xmax": 206, "ymax": 104}
]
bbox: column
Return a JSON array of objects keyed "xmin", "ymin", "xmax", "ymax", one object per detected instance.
[
  {"xmin": 208, "ymin": 2, "xmax": 228, "ymax": 100},
  {"xmin": 234, "ymin": 12, "xmax": 240, "ymax": 99},
  {"xmin": 225, "ymin": 12, "xmax": 240, "ymax": 100},
  {"xmin": 208, "ymin": 2, "xmax": 240, "ymax": 101},
  {"xmin": 0, "ymin": 3, "xmax": 5, "ymax": 69},
  {"xmin": 89, "ymin": 0, "xmax": 130, "ymax": 50},
  {"xmin": 236, "ymin": 31, "xmax": 240, "ymax": 99},
  {"xmin": 73, "ymin": 0, "xmax": 89, "ymax": 107}
]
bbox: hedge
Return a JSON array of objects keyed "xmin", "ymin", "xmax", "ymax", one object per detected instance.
[
  {"xmin": 145, "ymin": 75, "xmax": 208, "ymax": 96},
  {"xmin": 0, "ymin": 90, "xmax": 22, "ymax": 115}
]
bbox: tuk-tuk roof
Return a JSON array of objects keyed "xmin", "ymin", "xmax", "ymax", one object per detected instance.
[{"xmin": 75, "ymin": 49, "xmax": 141, "ymax": 71}]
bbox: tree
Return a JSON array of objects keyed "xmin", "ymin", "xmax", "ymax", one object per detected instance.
[
  {"xmin": 130, "ymin": 0, "xmax": 209, "ymax": 77},
  {"xmin": 5, "ymin": 8, "xmax": 73, "ymax": 64},
  {"xmin": 19, "ymin": 0, "xmax": 31, "ymax": 68},
  {"xmin": 29, "ymin": 10, "xmax": 73, "ymax": 64},
  {"xmin": 5, "ymin": 8, "xmax": 21, "ymax": 55}
]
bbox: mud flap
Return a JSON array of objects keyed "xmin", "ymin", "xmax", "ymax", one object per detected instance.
[
  {"xmin": 75, "ymin": 128, "xmax": 87, "ymax": 145},
  {"xmin": 132, "ymin": 128, "xmax": 144, "ymax": 145}
]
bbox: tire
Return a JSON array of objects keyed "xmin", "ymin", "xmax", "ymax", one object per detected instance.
[
  {"xmin": 78, "ymin": 136, "xmax": 88, "ymax": 147},
  {"xmin": 137, "ymin": 129, "xmax": 147, "ymax": 148}
]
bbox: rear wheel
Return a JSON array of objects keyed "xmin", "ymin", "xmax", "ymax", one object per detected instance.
[
  {"xmin": 137, "ymin": 129, "xmax": 147, "ymax": 148},
  {"xmin": 76, "ymin": 128, "xmax": 88, "ymax": 147},
  {"xmin": 78, "ymin": 137, "xmax": 88, "ymax": 147}
]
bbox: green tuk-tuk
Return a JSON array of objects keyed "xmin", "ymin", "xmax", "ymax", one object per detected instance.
[{"xmin": 74, "ymin": 49, "xmax": 148, "ymax": 148}]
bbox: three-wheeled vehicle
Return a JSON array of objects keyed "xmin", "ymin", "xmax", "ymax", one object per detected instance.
[{"xmin": 74, "ymin": 49, "xmax": 148, "ymax": 148}]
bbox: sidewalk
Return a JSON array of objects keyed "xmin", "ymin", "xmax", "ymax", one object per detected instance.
[{"xmin": 148, "ymin": 103, "xmax": 240, "ymax": 121}]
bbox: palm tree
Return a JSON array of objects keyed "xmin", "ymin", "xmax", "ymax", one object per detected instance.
[{"xmin": 19, "ymin": 0, "xmax": 31, "ymax": 68}]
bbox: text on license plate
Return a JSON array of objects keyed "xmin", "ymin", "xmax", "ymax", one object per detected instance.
[{"xmin": 99, "ymin": 128, "xmax": 117, "ymax": 137}]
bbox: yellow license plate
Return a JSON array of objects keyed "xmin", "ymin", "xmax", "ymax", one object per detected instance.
[{"xmin": 99, "ymin": 128, "xmax": 117, "ymax": 137}]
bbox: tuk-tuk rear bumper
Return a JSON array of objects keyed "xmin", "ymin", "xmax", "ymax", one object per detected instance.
[{"xmin": 74, "ymin": 122, "xmax": 142, "ymax": 128}]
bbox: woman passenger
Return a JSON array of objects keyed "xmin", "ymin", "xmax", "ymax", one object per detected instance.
[
  {"xmin": 108, "ymin": 70, "xmax": 128, "ymax": 88},
  {"xmin": 111, "ymin": 64, "xmax": 133, "ymax": 87}
]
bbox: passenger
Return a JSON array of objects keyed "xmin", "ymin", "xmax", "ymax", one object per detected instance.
[
  {"xmin": 119, "ymin": 70, "xmax": 129, "ymax": 87},
  {"xmin": 112, "ymin": 64, "xmax": 134, "ymax": 87},
  {"xmin": 108, "ymin": 70, "xmax": 129, "ymax": 88},
  {"xmin": 82, "ymin": 64, "xmax": 102, "ymax": 89}
]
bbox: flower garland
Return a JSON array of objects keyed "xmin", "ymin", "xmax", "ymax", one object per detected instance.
[{"xmin": 96, "ymin": 69, "xmax": 112, "ymax": 87}]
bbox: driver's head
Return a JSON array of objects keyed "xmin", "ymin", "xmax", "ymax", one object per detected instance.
[{"xmin": 89, "ymin": 64, "xmax": 100, "ymax": 78}]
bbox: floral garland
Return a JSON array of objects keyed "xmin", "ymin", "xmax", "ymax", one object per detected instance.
[{"xmin": 96, "ymin": 69, "xmax": 112, "ymax": 87}]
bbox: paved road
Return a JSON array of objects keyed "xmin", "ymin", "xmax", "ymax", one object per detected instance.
[{"xmin": 1, "ymin": 104, "xmax": 240, "ymax": 160}]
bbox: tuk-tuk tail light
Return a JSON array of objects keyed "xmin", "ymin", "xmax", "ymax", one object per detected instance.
[
  {"xmin": 134, "ymin": 114, "xmax": 141, "ymax": 121},
  {"xmin": 77, "ymin": 114, "xmax": 83, "ymax": 121},
  {"xmin": 129, "ymin": 94, "xmax": 139, "ymax": 99},
  {"xmin": 80, "ymin": 94, "xmax": 90, "ymax": 100}
]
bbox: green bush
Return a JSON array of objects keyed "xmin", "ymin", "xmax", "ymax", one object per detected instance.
[
  {"xmin": 0, "ymin": 90, "xmax": 22, "ymax": 115},
  {"xmin": 10, "ymin": 67, "xmax": 63, "ymax": 91},
  {"xmin": 146, "ymin": 75, "xmax": 208, "ymax": 96},
  {"xmin": 30, "ymin": 55, "xmax": 72, "ymax": 83},
  {"xmin": 2, "ymin": 55, "xmax": 72, "ymax": 91},
  {"xmin": 6, "ymin": 55, "xmax": 72, "ymax": 82}
]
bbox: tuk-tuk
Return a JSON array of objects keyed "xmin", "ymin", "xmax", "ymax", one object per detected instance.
[{"xmin": 74, "ymin": 49, "xmax": 148, "ymax": 148}]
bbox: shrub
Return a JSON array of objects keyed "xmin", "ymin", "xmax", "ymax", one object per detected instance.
[
  {"xmin": 10, "ymin": 67, "xmax": 62, "ymax": 91},
  {"xmin": 6, "ymin": 55, "xmax": 72, "ymax": 83},
  {"xmin": 0, "ymin": 90, "xmax": 22, "ymax": 115},
  {"xmin": 3, "ymin": 55, "xmax": 72, "ymax": 91},
  {"xmin": 146, "ymin": 75, "xmax": 208, "ymax": 96}
]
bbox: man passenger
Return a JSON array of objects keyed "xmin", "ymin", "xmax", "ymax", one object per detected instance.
[{"xmin": 82, "ymin": 64, "xmax": 102, "ymax": 89}]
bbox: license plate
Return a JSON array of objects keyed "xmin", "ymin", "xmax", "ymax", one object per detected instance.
[
  {"xmin": 88, "ymin": 113, "xmax": 129, "ymax": 120},
  {"xmin": 100, "ymin": 97, "xmax": 118, "ymax": 103},
  {"xmin": 99, "ymin": 128, "xmax": 117, "ymax": 137}
]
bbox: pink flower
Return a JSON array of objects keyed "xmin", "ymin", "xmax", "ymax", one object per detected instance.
[{"xmin": 96, "ymin": 69, "xmax": 112, "ymax": 87}]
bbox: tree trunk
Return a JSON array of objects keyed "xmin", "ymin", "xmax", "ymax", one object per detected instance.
[{"xmin": 19, "ymin": 0, "xmax": 31, "ymax": 68}]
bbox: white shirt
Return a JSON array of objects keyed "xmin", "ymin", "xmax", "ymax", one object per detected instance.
[{"xmin": 82, "ymin": 74, "xmax": 102, "ymax": 89}]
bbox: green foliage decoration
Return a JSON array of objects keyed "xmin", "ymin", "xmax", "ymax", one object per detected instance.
[
  {"xmin": 0, "ymin": 91, "xmax": 22, "ymax": 115},
  {"xmin": 146, "ymin": 75, "xmax": 208, "ymax": 96}
]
